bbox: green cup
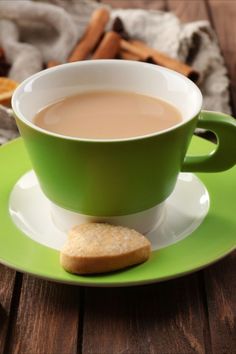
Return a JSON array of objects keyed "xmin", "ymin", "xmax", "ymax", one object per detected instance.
[{"xmin": 12, "ymin": 60, "xmax": 236, "ymax": 233}]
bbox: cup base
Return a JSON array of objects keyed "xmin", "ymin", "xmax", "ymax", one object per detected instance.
[{"xmin": 50, "ymin": 202, "xmax": 165, "ymax": 234}]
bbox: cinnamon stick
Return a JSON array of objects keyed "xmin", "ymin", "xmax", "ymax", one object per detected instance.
[
  {"xmin": 119, "ymin": 49, "xmax": 140, "ymax": 61},
  {"xmin": 68, "ymin": 8, "xmax": 110, "ymax": 62},
  {"xmin": 92, "ymin": 31, "xmax": 120, "ymax": 59},
  {"xmin": 120, "ymin": 39, "xmax": 147, "ymax": 60},
  {"xmin": 121, "ymin": 39, "xmax": 199, "ymax": 82},
  {"xmin": 47, "ymin": 60, "xmax": 60, "ymax": 68}
]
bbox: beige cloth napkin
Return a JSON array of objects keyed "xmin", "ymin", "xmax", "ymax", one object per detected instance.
[{"xmin": 0, "ymin": 0, "xmax": 231, "ymax": 143}]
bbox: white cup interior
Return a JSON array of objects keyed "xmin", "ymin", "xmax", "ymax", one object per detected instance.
[{"xmin": 12, "ymin": 60, "xmax": 202, "ymax": 140}]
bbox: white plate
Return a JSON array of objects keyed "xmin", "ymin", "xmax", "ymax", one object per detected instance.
[{"xmin": 9, "ymin": 171, "xmax": 210, "ymax": 251}]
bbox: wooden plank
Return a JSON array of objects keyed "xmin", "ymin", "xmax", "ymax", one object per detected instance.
[
  {"xmin": 99, "ymin": 0, "xmax": 167, "ymax": 11},
  {"xmin": 194, "ymin": 1, "xmax": 236, "ymax": 351},
  {"xmin": 204, "ymin": 253, "xmax": 236, "ymax": 354},
  {"xmin": 6, "ymin": 275, "xmax": 81, "ymax": 354},
  {"xmin": 83, "ymin": 274, "xmax": 209, "ymax": 354},
  {"xmin": 167, "ymin": 0, "xmax": 209, "ymax": 22},
  {"xmin": 207, "ymin": 0, "xmax": 236, "ymax": 113},
  {"xmin": 169, "ymin": 2, "xmax": 236, "ymax": 352},
  {"xmin": 0, "ymin": 265, "xmax": 16, "ymax": 354}
]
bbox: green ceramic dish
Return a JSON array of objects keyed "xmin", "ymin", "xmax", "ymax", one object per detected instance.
[{"xmin": 0, "ymin": 137, "xmax": 235, "ymax": 286}]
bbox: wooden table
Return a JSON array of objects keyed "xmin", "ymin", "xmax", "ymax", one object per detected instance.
[{"xmin": 0, "ymin": 1, "xmax": 235, "ymax": 353}]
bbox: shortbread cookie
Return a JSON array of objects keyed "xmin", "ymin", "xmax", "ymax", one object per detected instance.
[{"xmin": 60, "ymin": 223, "xmax": 151, "ymax": 274}]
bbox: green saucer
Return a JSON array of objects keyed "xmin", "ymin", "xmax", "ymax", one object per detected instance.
[{"xmin": 0, "ymin": 137, "xmax": 235, "ymax": 286}]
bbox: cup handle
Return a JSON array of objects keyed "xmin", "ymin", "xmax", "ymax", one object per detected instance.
[{"xmin": 182, "ymin": 110, "xmax": 236, "ymax": 172}]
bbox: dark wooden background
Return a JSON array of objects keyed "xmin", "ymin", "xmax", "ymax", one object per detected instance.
[{"xmin": 0, "ymin": 1, "xmax": 235, "ymax": 353}]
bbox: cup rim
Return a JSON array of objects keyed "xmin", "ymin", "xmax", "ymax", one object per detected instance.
[{"xmin": 12, "ymin": 60, "xmax": 203, "ymax": 143}]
